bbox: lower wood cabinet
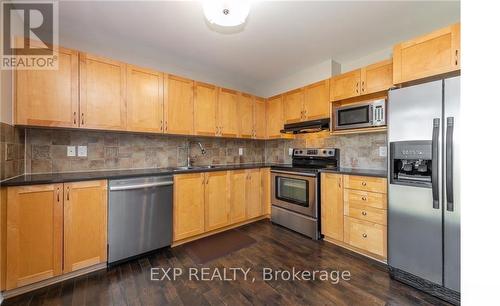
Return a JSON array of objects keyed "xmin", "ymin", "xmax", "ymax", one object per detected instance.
[
  {"xmin": 205, "ymin": 171, "xmax": 231, "ymax": 231},
  {"xmin": 230, "ymin": 170, "xmax": 248, "ymax": 223},
  {"xmin": 4, "ymin": 181, "xmax": 107, "ymax": 290},
  {"xmin": 246, "ymin": 169, "xmax": 262, "ymax": 219},
  {"xmin": 173, "ymin": 173, "xmax": 205, "ymax": 241},
  {"xmin": 320, "ymin": 173, "xmax": 344, "ymax": 241}
]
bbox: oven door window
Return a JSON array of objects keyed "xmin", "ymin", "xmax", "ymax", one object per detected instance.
[
  {"xmin": 338, "ymin": 105, "xmax": 370, "ymax": 126},
  {"xmin": 276, "ymin": 176, "xmax": 309, "ymax": 207}
]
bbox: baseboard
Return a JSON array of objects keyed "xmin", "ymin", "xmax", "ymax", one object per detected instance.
[
  {"xmin": 1, "ymin": 263, "xmax": 106, "ymax": 301},
  {"xmin": 172, "ymin": 215, "xmax": 270, "ymax": 247}
]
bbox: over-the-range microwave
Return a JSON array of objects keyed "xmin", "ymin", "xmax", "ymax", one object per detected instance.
[{"xmin": 333, "ymin": 98, "xmax": 386, "ymax": 130}]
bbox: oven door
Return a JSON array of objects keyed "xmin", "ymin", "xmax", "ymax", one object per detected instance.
[
  {"xmin": 335, "ymin": 103, "xmax": 373, "ymax": 130},
  {"xmin": 271, "ymin": 170, "xmax": 317, "ymax": 217}
]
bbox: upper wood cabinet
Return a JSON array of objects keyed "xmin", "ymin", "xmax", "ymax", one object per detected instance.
[
  {"xmin": 173, "ymin": 173, "xmax": 205, "ymax": 241},
  {"xmin": 321, "ymin": 173, "xmax": 344, "ymax": 241},
  {"xmin": 79, "ymin": 53, "xmax": 127, "ymax": 131},
  {"xmin": 193, "ymin": 81, "xmax": 217, "ymax": 136},
  {"xmin": 330, "ymin": 69, "xmax": 361, "ymax": 101},
  {"xmin": 165, "ymin": 75, "xmax": 194, "ymax": 135},
  {"xmin": 15, "ymin": 44, "xmax": 79, "ymax": 128},
  {"xmin": 304, "ymin": 79, "xmax": 330, "ymax": 120},
  {"xmin": 238, "ymin": 93, "xmax": 255, "ymax": 138},
  {"xmin": 126, "ymin": 65, "xmax": 164, "ymax": 133},
  {"xmin": 266, "ymin": 95, "xmax": 284, "ymax": 139},
  {"xmin": 205, "ymin": 171, "xmax": 230, "ymax": 231},
  {"xmin": 360, "ymin": 59, "xmax": 393, "ymax": 95},
  {"xmin": 393, "ymin": 23, "xmax": 460, "ymax": 84},
  {"xmin": 254, "ymin": 97, "xmax": 267, "ymax": 139},
  {"xmin": 63, "ymin": 180, "xmax": 107, "ymax": 274},
  {"xmin": 6, "ymin": 184, "xmax": 63, "ymax": 290},
  {"xmin": 217, "ymin": 88, "xmax": 239, "ymax": 137},
  {"xmin": 283, "ymin": 88, "xmax": 305, "ymax": 124}
]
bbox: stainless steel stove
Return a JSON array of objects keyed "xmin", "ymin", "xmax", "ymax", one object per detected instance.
[{"xmin": 271, "ymin": 148, "xmax": 339, "ymax": 239}]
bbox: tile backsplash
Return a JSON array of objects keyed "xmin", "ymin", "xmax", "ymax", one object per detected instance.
[{"xmin": 0, "ymin": 123, "xmax": 25, "ymax": 180}]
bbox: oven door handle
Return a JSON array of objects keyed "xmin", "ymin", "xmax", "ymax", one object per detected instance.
[{"xmin": 270, "ymin": 170, "xmax": 317, "ymax": 177}]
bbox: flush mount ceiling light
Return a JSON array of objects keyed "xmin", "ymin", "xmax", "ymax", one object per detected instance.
[{"xmin": 202, "ymin": 0, "xmax": 251, "ymax": 27}]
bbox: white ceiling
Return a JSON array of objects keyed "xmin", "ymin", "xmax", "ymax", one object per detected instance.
[{"xmin": 56, "ymin": 1, "xmax": 460, "ymax": 95}]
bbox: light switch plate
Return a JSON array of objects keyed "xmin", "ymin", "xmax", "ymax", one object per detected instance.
[
  {"xmin": 78, "ymin": 145, "xmax": 87, "ymax": 157},
  {"xmin": 238, "ymin": 148, "xmax": 243, "ymax": 156},
  {"xmin": 379, "ymin": 146, "xmax": 387, "ymax": 157},
  {"xmin": 67, "ymin": 146, "xmax": 76, "ymax": 157},
  {"xmin": 288, "ymin": 148, "xmax": 294, "ymax": 156}
]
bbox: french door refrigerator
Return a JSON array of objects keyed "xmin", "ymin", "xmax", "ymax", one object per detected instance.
[{"xmin": 387, "ymin": 76, "xmax": 460, "ymax": 305}]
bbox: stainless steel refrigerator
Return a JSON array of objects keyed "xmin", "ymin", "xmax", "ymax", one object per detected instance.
[{"xmin": 387, "ymin": 76, "xmax": 460, "ymax": 304}]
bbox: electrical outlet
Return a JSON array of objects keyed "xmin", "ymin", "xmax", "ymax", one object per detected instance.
[
  {"xmin": 238, "ymin": 148, "xmax": 243, "ymax": 156},
  {"xmin": 379, "ymin": 146, "xmax": 387, "ymax": 157},
  {"xmin": 78, "ymin": 145, "xmax": 87, "ymax": 157},
  {"xmin": 288, "ymin": 148, "xmax": 294, "ymax": 156},
  {"xmin": 67, "ymin": 146, "xmax": 76, "ymax": 157}
]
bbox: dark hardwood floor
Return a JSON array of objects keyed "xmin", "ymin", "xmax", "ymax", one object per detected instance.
[{"xmin": 3, "ymin": 221, "xmax": 450, "ymax": 306}]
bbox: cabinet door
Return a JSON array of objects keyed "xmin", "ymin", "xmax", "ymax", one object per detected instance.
[
  {"xmin": 304, "ymin": 80, "xmax": 330, "ymax": 120},
  {"xmin": 260, "ymin": 168, "xmax": 271, "ymax": 215},
  {"xmin": 266, "ymin": 95, "xmax": 284, "ymax": 139},
  {"xmin": 193, "ymin": 82, "xmax": 218, "ymax": 136},
  {"xmin": 218, "ymin": 88, "xmax": 239, "ymax": 137},
  {"xmin": 254, "ymin": 97, "xmax": 267, "ymax": 139},
  {"xmin": 15, "ymin": 43, "xmax": 78, "ymax": 128},
  {"xmin": 173, "ymin": 173, "xmax": 205, "ymax": 241},
  {"xmin": 283, "ymin": 88, "xmax": 304, "ymax": 123},
  {"xmin": 205, "ymin": 171, "xmax": 230, "ymax": 231},
  {"xmin": 79, "ymin": 53, "xmax": 126, "ymax": 131},
  {"xmin": 393, "ymin": 23, "xmax": 460, "ymax": 84},
  {"xmin": 238, "ymin": 93, "xmax": 254, "ymax": 138},
  {"xmin": 165, "ymin": 75, "xmax": 194, "ymax": 135},
  {"xmin": 321, "ymin": 173, "xmax": 344, "ymax": 241},
  {"xmin": 6, "ymin": 184, "xmax": 63, "ymax": 290},
  {"xmin": 246, "ymin": 169, "xmax": 262, "ymax": 219},
  {"xmin": 361, "ymin": 59, "xmax": 393, "ymax": 95},
  {"xmin": 126, "ymin": 65, "xmax": 164, "ymax": 133},
  {"xmin": 63, "ymin": 180, "xmax": 107, "ymax": 273},
  {"xmin": 230, "ymin": 170, "xmax": 247, "ymax": 224},
  {"xmin": 330, "ymin": 69, "xmax": 361, "ymax": 101}
]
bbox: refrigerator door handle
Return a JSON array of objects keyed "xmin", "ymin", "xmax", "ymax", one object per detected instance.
[
  {"xmin": 446, "ymin": 117, "xmax": 454, "ymax": 211},
  {"xmin": 432, "ymin": 118, "xmax": 440, "ymax": 209}
]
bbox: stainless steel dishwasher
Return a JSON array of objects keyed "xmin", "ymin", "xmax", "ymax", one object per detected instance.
[{"xmin": 108, "ymin": 175, "xmax": 173, "ymax": 264}]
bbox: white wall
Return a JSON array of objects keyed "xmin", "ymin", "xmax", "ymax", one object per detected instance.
[
  {"xmin": 340, "ymin": 47, "xmax": 392, "ymax": 73},
  {"xmin": 255, "ymin": 59, "xmax": 341, "ymax": 97}
]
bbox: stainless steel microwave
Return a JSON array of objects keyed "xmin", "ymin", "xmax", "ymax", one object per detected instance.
[{"xmin": 334, "ymin": 99, "xmax": 386, "ymax": 130}]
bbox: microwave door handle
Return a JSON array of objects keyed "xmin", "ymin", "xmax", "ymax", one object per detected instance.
[
  {"xmin": 446, "ymin": 117, "xmax": 454, "ymax": 211},
  {"xmin": 431, "ymin": 118, "xmax": 440, "ymax": 209},
  {"xmin": 369, "ymin": 105, "xmax": 374, "ymax": 123}
]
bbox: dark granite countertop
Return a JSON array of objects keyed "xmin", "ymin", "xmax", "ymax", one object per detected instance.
[{"xmin": 1, "ymin": 164, "xmax": 387, "ymax": 187}]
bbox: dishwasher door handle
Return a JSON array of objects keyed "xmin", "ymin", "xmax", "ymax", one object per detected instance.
[{"xmin": 109, "ymin": 181, "xmax": 173, "ymax": 191}]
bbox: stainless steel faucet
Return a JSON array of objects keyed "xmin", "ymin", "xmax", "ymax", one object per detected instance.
[{"xmin": 187, "ymin": 141, "xmax": 207, "ymax": 167}]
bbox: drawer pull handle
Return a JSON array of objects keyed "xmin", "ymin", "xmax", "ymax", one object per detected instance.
[
  {"xmin": 361, "ymin": 196, "xmax": 367, "ymax": 201},
  {"xmin": 362, "ymin": 211, "xmax": 367, "ymax": 216},
  {"xmin": 362, "ymin": 233, "xmax": 367, "ymax": 238},
  {"xmin": 361, "ymin": 182, "xmax": 367, "ymax": 186}
]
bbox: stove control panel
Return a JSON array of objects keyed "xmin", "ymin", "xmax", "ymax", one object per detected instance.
[{"xmin": 293, "ymin": 148, "xmax": 338, "ymax": 157}]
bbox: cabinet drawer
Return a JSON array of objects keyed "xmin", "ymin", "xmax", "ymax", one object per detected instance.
[
  {"xmin": 345, "ymin": 204, "xmax": 387, "ymax": 225},
  {"xmin": 344, "ymin": 189, "xmax": 387, "ymax": 209},
  {"xmin": 343, "ymin": 175, "xmax": 387, "ymax": 193},
  {"xmin": 344, "ymin": 217, "xmax": 386, "ymax": 258}
]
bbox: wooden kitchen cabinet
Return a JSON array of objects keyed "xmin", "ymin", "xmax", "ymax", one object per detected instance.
[
  {"xmin": 173, "ymin": 173, "xmax": 205, "ymax": 241},
  {"xmin": 194, "ymin": 81, "xmax": 218, "ymax": 136},
  {"xmin": 230, "ymin": 170, "xmax": 248, "ymax": 223},
  {"xmin": 239, "ymin": 93, "xmax": 255, "ymax": 138},
  {"xmin": 79, "ymin": 53, "xmax": 127, "ymax": 131},
  {"xmin": 165, "ymin": 75, "xmax": 194, "ymax": 135},
  {"xmin": 246, "ymin": 169, "xmax": 262, "ymax": 219},
  {"xmin": 63, "ymin": 181, "xmax": 107, "ymax": 273},
  {"xmin": 205, "ymin": 171, "xmax": 231, "ymax": 231},
  {"xmin": 126, "ymin": 65, "xmax": 164, "ymax": 133},
  {"xmin": 344, "ymin": 217, "xmax": 387, "ymax": 258},
  {"xmin": 321, "ymin": 173, "xmax": 344, "ymax": 241},
  {"xmin": 5, "ymin": 184, "xmax": 63, "ymax": 290},
  {"xmin": 266, "ymin": 95, "xmax": 284, "ymax": 139},
  {"xmin": 393, "ymin": 23, "xmax": 460, "ymax": 84},
  {"xmin": 217, "ymin": 88, "xmax": 239, "ymax": 137},
  {"xmin": 283, "ymin": 88, "xmax": 305, "ymax": 124},
  {"xmin": 330, "ymin": 69, "xmax": 361, "ymax": 101},
  {"xmin": 254, "ymin": 97, "xmax": 267, "ymax": 139},
  {"xmin": 15, "ymin": 42, "xmax": 79, "ymax": 128},
  {"xmin": 260, "ymin": 168, "xmax": 271, "ymax": 215},
  {"xmin": 304, "ymin": 79, "xmax": 330, "ymax": 120},
  {"xmin": 360, "ymin": 59, "xmax": 393, "ymax": 95}
]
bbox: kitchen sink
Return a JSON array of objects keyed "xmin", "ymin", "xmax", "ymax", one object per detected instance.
[{"xmin": 173, "ymin": 165, "xmax": 218, "ymax": 171}]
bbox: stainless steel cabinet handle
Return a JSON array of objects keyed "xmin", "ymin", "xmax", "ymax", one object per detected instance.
[
  {"xmin": 81, "ymin": 113, "xmax": 84, "ymax": 125},
  {"xmin": 362, "ymin": 233, "xmax": 367, "ymax": 238},
  {"xmin": 361, "ymin": 196, "xmax": 367, "ymax": 201},
  {"xmin": 446, "ymin": 117, "xmax": 454, "ymax": 211},
  {"xmin": 431, "ymin": 118, "xmax": 440, "ymax": 209},
  {"xmin": 56, "ymin": 188, "xmax": 60, "ymax": 202},
  {"xmin": 73, "ymin": 112, "xmax": 77, "ymax": 125},
  {"xmin": 362, "ymin": 211, "xmax": 367, "ymax": 216},
  {"xmin": 109, "ymin": 181, "xmax": 173, "ymax": 191},
  {"xmin": 66, "ymin": 186, "xmax": 70, "ymax": 201},
  {"xmin": 361, "ymin": 182, "xmax": 367, "ymax": 186}
]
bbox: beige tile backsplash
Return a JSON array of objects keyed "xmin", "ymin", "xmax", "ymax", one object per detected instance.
[{"xmin": 0, "ymin": 123, "xmax": 25, "ymax": 180}]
